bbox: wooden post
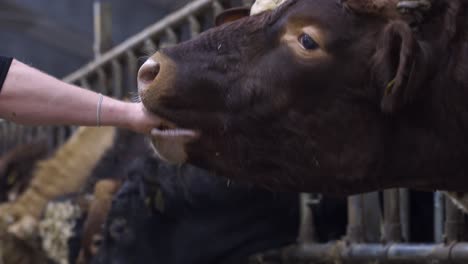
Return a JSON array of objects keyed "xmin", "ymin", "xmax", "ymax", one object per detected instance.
[{"xmin": 93, "ymin": 0, "xmax": 112, "ymax": 58}]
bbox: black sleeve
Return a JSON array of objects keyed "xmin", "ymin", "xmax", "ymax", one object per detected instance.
[{"xmin": 0, "ymin": 56, "xmax": 13, "ymax": 94}]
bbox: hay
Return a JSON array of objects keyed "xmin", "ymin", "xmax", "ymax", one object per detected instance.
[{"xmin": 39, "ymin": 200, "xmax": 82, "ymax": 264}]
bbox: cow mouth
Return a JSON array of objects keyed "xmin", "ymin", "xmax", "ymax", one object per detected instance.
[
  {"xmin": 146, "ymin": 113, "xmax": 199, "ymax": 165},
  {"xmin": 139, "ymin": 89, "xmax": 199, "ymax": 139},
  {"xmin": 151, "ymin": 124, "xmax": 198, "ymax": 138}
]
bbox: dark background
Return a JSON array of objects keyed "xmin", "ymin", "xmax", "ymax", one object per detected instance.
[{"xmin": 0, "ymin": 0, "xmax": 190, "ymax": 78}]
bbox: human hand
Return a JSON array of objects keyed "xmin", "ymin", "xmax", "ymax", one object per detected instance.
[{"xmin": 124, "ymin": 102, "xmax": 162, "ymax": 134}]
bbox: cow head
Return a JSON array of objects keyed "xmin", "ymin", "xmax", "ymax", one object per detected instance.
[{"xmin": 138, "ymin": 0, "xmax": 431, "ymax": 192}]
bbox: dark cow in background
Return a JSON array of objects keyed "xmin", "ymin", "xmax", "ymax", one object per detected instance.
[
  {"xmin": 138, "ymin": 0, "xmax": 468, "ymax": 194},
  {"xmin": 93, "ymin": 156, "xmax": 299, "ymax": 264},
  {"xmin": 14, "ymin": 128, "xmax": 299, "ymax": 264},
  {"xmin": 60, "ymin": 129, "xmax": 150, "ymax": 264},
  {"xmin": 0, "ymin": 127, "xmax": 301, "ymax": 264}
]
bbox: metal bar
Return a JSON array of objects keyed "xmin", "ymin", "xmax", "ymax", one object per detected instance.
[
  {"xmin": 362, "ymin": 192, "xmax": 382, "ymax": 243},
  {"xmin": 46, "ymin": 126, "xmax": 55, "ymax": 151},
  {"xmin": 400, "ymin": 188, "xmax": 410, "ymax": 242},
  {"xmin": 160, "ymin": 28, "xmax": 178, "ymax": 49},
  {"xmin": 0, "ymin": 123, "xmax": 6, "ymax": 153},
  {"xmin": 125, "ymin": 51, "xmax": 138, "ymax": 93},
  {"xmin": 347, "ymin": 195, "xmax": 365, "ymax": 243},
  {"xmin": 96, "ymin": 67, "xmax": 108, "ymax": 94},
  {"xmin": 56, "ymin": 126, "xmax": 68, "ymax": 146},
  {"xmin": 188, "ymin": 15, "xmax": 201, "ymax": 38},
  {"xmin": 445, "ymin": 196, "xmax": 465, "ymax": 242},
  {"xmin": 434, "ymin": 191, "xmax": 445, "ymax": 243},
  {"xmin": 285, "ymin": 242, "xmax": 468, "ymax": 263},
  {"xmin": 80, "ymin": 78, "xmax": 91, "ymax": 89},
  {"xmin": 212, "ymin": 0, "xmax": 224, "ymax": 16},
  {"xmin": 111, "ymin": 60, "xmax": 123, "ymax": 98},
  {"xmin": 70, "ymin": 125, "xmax": 79, "ymax": 133},
  {"xmin": 93, "ymin": 0, "xmax": 113, "ymax": 57},
  {"xmin": 37, "ymin": 126, "xmax": 47, "ymax": 143},
  {"xmin": 64, "ymin": 0, "xmax": 229, "ymax": 83},
  {"xmin": 297, "ymin": 193, "xmax": 316, "ymax": 243},
  {"xmin": 143, "ymin": 39, "xmax": 158, "ymax": 55},
  {"xmin": 1, "ymin": 123, "xmax": 8, "ymax": 153},
  {"xmin": 16, "ymin": 125, "xmax": 25, "ymax": 144},
  {"xmin": 383, "ymin": 189, "xmax": 403, "ymax": 242},
  {"xmin": 7, "ymin": 125, "xmax": 15, "ymax": 150}
]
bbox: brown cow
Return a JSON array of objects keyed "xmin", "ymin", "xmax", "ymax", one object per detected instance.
[{"xmin": 138, "ymin": 0, "xmax": 467, "ymax": 194}]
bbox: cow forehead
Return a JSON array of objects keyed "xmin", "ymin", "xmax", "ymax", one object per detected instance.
[
  {"xmin": 278, "ymin": 0, "xmax": 355, "ymax": 34},
  {"xmin": 251, "ymin": 0, "xmax": 354, "ymax": 30}
]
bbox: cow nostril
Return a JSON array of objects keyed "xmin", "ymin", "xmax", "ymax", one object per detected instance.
[{"xmin": 138, "ymin": 59, "xmax": 160, "ymax": 85}]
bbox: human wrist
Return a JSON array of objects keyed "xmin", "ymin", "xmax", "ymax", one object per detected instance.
[
  {"xmin": 118, "ymin": 101, "xmax": 138, "ymax": 130},
  {"xmin": 100, "ymin": 97, "xmax": 159, "ymax": 134},
  {"xmin": 100, "ymin": 97, "xmax": 132, "ymax": 129},
  {"xmin": 119, "ymin": 101, "xmax": 146, "ymax": 132}
]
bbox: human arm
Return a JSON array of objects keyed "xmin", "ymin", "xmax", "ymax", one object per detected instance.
[{"xmin": 0, "ymin": 59, "xmax": 161, "ymax": 134}]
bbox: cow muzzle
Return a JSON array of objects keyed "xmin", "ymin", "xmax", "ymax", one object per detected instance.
[
  {"xmin": 138, "ymin": 58, "xmax": 160, "ymax": 94},
  {"xmin": 137, "ymin": 52, "xmax": 177, "ymax": 107},
  {"xmin": 138, "ymin": 53, "xmax": 199, "ymax": 165}
]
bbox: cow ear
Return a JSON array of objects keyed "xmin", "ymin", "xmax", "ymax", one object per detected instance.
[
  {"xmin": 215, "ymin": 7, "xmax": 251, "ymax": 27},
  {"xmin": 373, "ymin": 20, "xmax": 430, "ymax": 114}
]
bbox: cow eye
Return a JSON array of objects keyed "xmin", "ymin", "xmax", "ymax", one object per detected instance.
[{"xmin": 299, "ymin": 34, "xmax": 319, "ymax": 50}]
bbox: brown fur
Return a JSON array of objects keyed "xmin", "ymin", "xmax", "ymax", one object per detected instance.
[{"xmin": 139, "ymin": 0, "xmax": 468, "ymax": 193}]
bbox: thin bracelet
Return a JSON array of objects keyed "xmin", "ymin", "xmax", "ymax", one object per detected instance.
[{"xmin": 97, "ymin": 93, "xmax": 104, "ymax": 127}]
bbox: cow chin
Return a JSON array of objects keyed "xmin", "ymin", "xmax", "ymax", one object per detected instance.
[{"xmin": 149, "ymin": 130, "xmax": 199, "ymax": 165}]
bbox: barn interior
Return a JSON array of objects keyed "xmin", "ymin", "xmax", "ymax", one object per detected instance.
[{"xmin": 1, "ymin": 0, "xmax": 468, "ymax": 263}]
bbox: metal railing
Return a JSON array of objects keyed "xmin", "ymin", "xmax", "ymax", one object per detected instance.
[
  {"xmin": 0, "ymin": 120, "xmax": 62, "ymax": 154},
  {"xmin": 63, "ymin": 0, "xmax": 254, "ymax": 93},
  {"xmin": 0, "ymin": 0, "xmax": 253, "ymax": 154},
  {"xmin": 275, "ymin": 190, "xmax": 468, "ymax": 263}
]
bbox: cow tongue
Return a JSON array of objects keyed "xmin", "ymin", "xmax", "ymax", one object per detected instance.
[
  {"xmin": 151, "ymin": 128, "xmax": 197, "ymax": 137},
  {"xmin": 150, "ymin": 127, "xmax": 199, "ymax": 164}
]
